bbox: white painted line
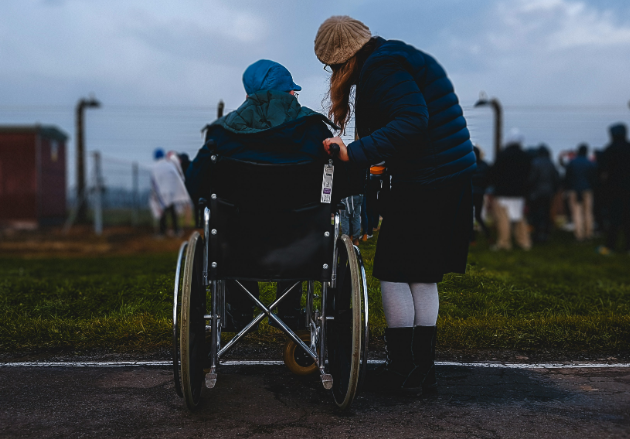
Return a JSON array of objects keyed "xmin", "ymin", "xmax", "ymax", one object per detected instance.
[
  {"xmin": 0, "ymin": 360, "xmax": 629, "ymax": 369},
  {"xmin": 435, "ymin": 361, "xmax": 630, "ymax": 369},
  {"xmin": 0, "ymin": 361, "xmax": 171, "ymax": 368}
]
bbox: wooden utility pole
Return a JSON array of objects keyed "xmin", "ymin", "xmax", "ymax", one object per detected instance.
[
  {"xmin": 92, "ymin": 151, "xmax": 103, "ymax": 235},
  {"xmin": 132, "ymin": 162, "xmax": 139, "ymax": 227},
  {"xmin": 75, "ymin": 96, "xmax": 101, "ymax": 223}
]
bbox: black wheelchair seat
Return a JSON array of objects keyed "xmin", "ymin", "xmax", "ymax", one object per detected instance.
[{"xmin": 172, "ymin": 146, "xmax": 369, "ymax": 411}]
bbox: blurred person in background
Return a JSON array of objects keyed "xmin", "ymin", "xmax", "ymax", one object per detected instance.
[
  {"xmin": 598, "ymin": 123, "xmax": 630, "ymax": 254},
  {"xmin": 149, "ymin": 148, "xmax": 190, "ymax": 237},
  {"xmin": 593, "ymin": 148, "xmax": 608, "ymax": 236},
  {"xmin": 341, "ymin": 194, "xmax": 363, "ymax": 246},
  {"xmin": 178, "ymin": 153, "xmax": 191, "ymax": 175},
  {"xmin": 488, "ymin": 129, "xmax": 532, "ymax": 250},
  {"xmin": 565, "ymin": 143, "xmax": 596, "ymax": 241},
  {"xmin": 471, "ymin": 146, "xmax": 491, "ymax": 244},
  {"xmin": 315, "ymin": 16, "xmax": 476, "ymax": 393},
  {"xmin": 177, "ymin": 152, "xmax": 194, "ymax": 227},
  {"xmin": 558, "ymin": 149, "xmax": 577, "ymax": 231},
  {"xmin": 527, "ymin": 144, "xmax": 560, "ymax": 243}
]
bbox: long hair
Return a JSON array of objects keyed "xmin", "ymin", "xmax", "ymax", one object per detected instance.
[{"xmin": 325, "ymin": 38, "xmax": 378, "ymax": 133}]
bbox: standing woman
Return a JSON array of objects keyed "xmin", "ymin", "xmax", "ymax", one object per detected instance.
[{"xmin": 315, "ymin": 16, "xmax": 476, "ymax": 392}]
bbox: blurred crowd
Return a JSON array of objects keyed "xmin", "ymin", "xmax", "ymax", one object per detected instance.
[
  {"xmin": 147, "ymin": 121, "xmax": 630, "ymax": 255},
  {"xmin": 471, "ymin": 122, "xmax": 630, "ymax": 254}
]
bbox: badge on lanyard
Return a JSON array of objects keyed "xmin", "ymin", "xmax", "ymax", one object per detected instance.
[{"xmin": 320, "ymin": 162, "xmax": 334, "ymax": 203}]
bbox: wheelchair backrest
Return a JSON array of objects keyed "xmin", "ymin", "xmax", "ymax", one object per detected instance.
[{"xmin": 204, "ymin": 155, "xmax": 336, "ymax": 282}]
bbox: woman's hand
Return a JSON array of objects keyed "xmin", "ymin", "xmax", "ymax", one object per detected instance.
[{"xmin": 323, "ymin": 137, "xmax": 350, "ymax": 162}]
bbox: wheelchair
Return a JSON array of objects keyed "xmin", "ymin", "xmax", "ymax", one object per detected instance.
[{"xmin": 171, "ymin": 143, "xmax": 369, "ymax": 411}]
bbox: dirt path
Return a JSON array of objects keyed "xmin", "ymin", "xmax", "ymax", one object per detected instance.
[
  {"xmin": 0, "ymin": 226, "xmax": 184, "ymax": 257},
  {"xmin": 1, "ymin": 363, "xmax": 628, "ymax": 438}
]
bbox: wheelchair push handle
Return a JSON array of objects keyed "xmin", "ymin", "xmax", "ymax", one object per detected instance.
[{"xmin": 328, "ymin": 143, "xmax": 340, "ymax": 159}]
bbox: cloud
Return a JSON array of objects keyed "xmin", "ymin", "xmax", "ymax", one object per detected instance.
[
  {"xmin": 1, "ymin": 0, "xmax": 629, "ymax": 170},
  {"xmin": 442, "ymin": 0, "xmax": 630, "ymax": 106},
  {"xmin": 0, "ymin": 1, "xmax": 274, "ymax": 106},
  {"xmin": 493, "ymin": 0, "xmax": 630, "ymax": 51}
]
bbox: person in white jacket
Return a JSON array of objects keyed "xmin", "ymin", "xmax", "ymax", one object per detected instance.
[{"xmin": 149, "ymin": 148, "xmax": 191, "ymax": 236}]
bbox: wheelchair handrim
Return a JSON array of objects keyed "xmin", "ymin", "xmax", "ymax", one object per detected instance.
[
  {"xmin": 180, "ymin": 232, "xmax": 206, "ymax": 409},
  {"xmin": 329, "ymin": 235, "xmax": 362, "ymax": 409}
]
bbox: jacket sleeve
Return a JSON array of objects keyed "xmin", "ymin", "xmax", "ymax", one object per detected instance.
[{"xmin": 347, "ymin": 58, "xmax": 429, "ymax": 167}]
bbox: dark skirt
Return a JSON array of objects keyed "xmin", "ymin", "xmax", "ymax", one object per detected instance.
[{"xmin": 372, "ymin": 178, "xmax": 472, "ymax": 283}]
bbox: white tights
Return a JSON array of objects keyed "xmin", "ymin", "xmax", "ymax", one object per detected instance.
[{"xmin": 380, "ymin": 281, "xmax": 439, "ymax": 328}]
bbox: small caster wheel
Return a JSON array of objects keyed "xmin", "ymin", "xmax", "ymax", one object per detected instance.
[{"xmin": 283, "ymin": 331, "xmax": 317, "ymax": 375}]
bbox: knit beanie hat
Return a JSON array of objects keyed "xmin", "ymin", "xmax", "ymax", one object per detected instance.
[{"xmin": 314, "ymin": 16, "xmax": 371, "ymax": 65}]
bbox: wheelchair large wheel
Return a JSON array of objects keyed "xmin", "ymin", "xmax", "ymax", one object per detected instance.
[
  {"xmin": 172, "ymin": 241, "xmax": 188, "ymax": 398},
  {"xmin": 354, "ymin": 245, "xmax": 370, "ymax": 391},
  {"xmin": 180, "ymin": 232, "xmax": 207, "ymax": 410},
  {"xmin": 327, "ymin": 234, "xmax": 362, "ymax": 410}
]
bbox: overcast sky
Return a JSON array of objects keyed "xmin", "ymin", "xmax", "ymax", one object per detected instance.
[{"xmin": 1, "ymin": 0, "xmax": 630, "ymax": 188}]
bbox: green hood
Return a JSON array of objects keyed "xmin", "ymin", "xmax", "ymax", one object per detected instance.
[{"xmin": 212, "ymin": 90, "xmax": 336, "ymax": 134}]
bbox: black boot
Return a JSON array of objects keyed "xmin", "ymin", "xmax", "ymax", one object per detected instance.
[
  {"xmin": 404, "ymin": 326, "xmax": 437, "ymax": 392},
  {"xmin": 367, "ymin": 327, "xmax": 416, "ymax": 391}
]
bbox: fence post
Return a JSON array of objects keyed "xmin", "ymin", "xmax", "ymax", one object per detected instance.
[
  {"xmin": 76, "ymin": 97, "xmax": 101, "ymax": 223},
  {"xmin": 132, "ymin": 161, "xmax": 139, "ymax": 226},
  {"xmin": 93, "ymin": 151, "xmax": 103, "ymax": 235}
]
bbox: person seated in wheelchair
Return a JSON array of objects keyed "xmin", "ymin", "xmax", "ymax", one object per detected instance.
[{"xmin": 186, "ymin": 59, "xmax": 356, "ymax": 333}]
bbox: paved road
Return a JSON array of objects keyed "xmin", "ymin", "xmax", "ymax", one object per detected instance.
[{"xmin": 1, "ymin": 364, "xmax": 628, "ymax": 438}]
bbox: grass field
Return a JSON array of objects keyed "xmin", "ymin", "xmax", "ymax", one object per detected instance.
[{"xmin": 1, "ymin": 231, "xmax": 629, "ymax": 354}]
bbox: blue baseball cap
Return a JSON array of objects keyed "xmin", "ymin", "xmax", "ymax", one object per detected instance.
[{"xmin": 242, "ymin": 59, "xmax": 301, "ymax": 95}]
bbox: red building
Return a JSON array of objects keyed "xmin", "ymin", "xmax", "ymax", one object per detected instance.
[{"xmin": 0, "ymin": 125, "xmax": 68, "ymax": 228}]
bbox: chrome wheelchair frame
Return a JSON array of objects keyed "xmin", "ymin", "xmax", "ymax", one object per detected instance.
[{"xmin": 172, "ymin": 203, "xmax": 369, "ymax": 411}]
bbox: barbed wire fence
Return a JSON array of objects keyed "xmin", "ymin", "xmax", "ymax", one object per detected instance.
[
  {"xmin": 65, "ymin": 153, "xmax": 154, "ymax": 234},
  {"xmin": 2, "ymin": 101, "xmax": 628, "ymax": 234}
]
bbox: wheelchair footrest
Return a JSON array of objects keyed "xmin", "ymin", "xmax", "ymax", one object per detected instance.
[
  {"xmin": 320, "ymin": 373, "xmax": 333, "ymax": 390},
  {"xmin": 205, "ymin": 372, "xmax": 217, "ymax": 389}
]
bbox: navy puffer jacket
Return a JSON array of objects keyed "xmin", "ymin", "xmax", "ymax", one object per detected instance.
[{"xmin": 349, "ymin": 37, "xmax": 476, "ymax": 186}]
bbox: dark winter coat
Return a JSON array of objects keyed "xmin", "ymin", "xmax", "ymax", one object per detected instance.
[
  {"xmin": 528, "ymin": 156, "xmax": 560, "ymax": 200},
  {"xmin": 186, "ymin": 90, "xmax": 357, "ymax": 204},
  {"xmin": 489, "ymin": 144, "xmax": 532, "ymax": 197},
  {"xmin": 565, "ymin": 155, "xmax": 596, "ymax": 193},
  {"xmin": 348, "ymin": 37, "xmax": 476, "ymax": 186},
  {"xmin": 601, "ymin": 137, "xmax": 630, "ymax": 193},
  {"xmin": 348, "ymin": 38, "xmax": 474, "ymax": 283}
]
